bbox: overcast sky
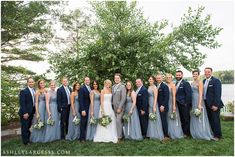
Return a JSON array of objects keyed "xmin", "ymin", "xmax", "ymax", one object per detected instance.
[{"xmin": 9, "ymin": 0, "xmax": 234, "ymax": 78}]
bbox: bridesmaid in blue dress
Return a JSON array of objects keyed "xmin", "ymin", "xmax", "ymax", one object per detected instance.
[
  {"xmin": 146, "ymin": 76, "xmax": 164, "ymax": 141},
  {"xmin": 165, "ymin": 74, "xmax": 184, "ymax": 139},
  {"xmin": 44, "ymin": 81, "xmax": 61, "ymax": 142},
  {"xmin": 66, "ymin": 82, "xmax": 81, "ymax": 141},
  {"xmin": 31, "ymin": 79, "xmax": 47, "ymax": 143},
  {"xmin": 86, "ymin": 81, "xmax": 101, "ymax": 141},
  {"xmin": 123, "ymin": 81, "xmax": 143, "ymax": 140},
  {"xmin": 190, "ymin": 70, "xmax": 213, "ymax": 140}
]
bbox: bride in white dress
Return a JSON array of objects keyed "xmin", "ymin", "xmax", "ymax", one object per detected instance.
[{"xmin": 94, "ymin": 79, "xmax": 118, "ymax": 143}]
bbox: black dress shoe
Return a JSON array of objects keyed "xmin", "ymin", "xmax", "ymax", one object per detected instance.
[{"xmin": 24, "ymin": 142, "xmax": 31, "ymax": 146}]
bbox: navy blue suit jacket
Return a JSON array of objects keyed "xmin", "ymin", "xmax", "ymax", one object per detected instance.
[
  {"xmin": 136, "ymin": 86, "xmax": 149, "ymax": 115},
  {"xmin": 157, "ymin": 82, "xmax": 170, "ymax": 111},
  {"xmin": 19, "ymin": 87, "xmax": 35, "ymax": 116},
  {"xmin": 79, "ymin": 85, "xmax": 91, "ymax": 113},
  {"xmin": 176, "ymin": 79, "xmax": 192, "ymax": 105},
  {"xmin": 203, "ymin": 76, "xmax": 224, "ymax": 108},
  {"xmin": 57, "ymin": 86, "xmax": 72, "ymax": 110}
]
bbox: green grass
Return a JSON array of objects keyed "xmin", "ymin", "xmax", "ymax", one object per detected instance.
[{"xmin": 1, "ymin": 121, "xmax": 234, "ymax": 156}]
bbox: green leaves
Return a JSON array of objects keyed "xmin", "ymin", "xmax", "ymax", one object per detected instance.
[
  {"xmin": 1, "ymin": 1, "xmax": 63, "ymax": 123},
  {"xmin": 49, "ymin": 2, "xmax": 222, "ymax": 86}
]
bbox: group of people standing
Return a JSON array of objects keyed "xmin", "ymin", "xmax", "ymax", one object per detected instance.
[{"xmin": 19, "ymin": 67, "xmax": 223, "ymax": 145}]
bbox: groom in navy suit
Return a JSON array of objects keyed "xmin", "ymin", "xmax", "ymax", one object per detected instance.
[
  {"xmin": 79, "ymin": 77, "xmax": 91, "ymax": 142},
  {"xmin": 175, "ymin": 70, "xmax": 192, "ymax": 137},
  {"xmin": 203, "ymin": 67, "xmax": 224, "ymax": 141},
  {"xmin": 156, "ymin": 74, "xmax": 170, "ymax": 139},
  {"xmin": 57, "ymin": 77, "xmax": 72, "ymax": 139},
  {"xmin": 135, "ymin": 78, "xmax": 149, "ymax": 138},
  {"xmin": 19, "ymin": 77, "xmax": 36, "ymax": 145}
]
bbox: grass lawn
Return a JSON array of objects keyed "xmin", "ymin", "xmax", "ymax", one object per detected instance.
[{"xmin": 1, "ymin": 121, "xmax": 234, "ymax": 156}]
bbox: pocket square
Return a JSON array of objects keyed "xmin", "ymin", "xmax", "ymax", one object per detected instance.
[
  {"xmin": 159, "ymin": 89, "xmax": 162, "ymax": 91},
  {"xmin": 138, "ymin": 94, "xmax": 142, "ymax": 96},
  {"xmin": 208, "ymin": 85, "xmax": 213, "ymax": 87},
  {"xmin": 179, "ymin": 87, "xmax": 183, "ymax": 88}
]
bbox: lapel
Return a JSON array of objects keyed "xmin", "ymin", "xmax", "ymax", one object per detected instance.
[
  {"xmin": 84, "ymin": 85, "xmax": 89, "ymax": 94},
  {"xmin": 138, "ymin": 86, "xmax": 143, "ymax": 94},
  {"xmin": 113, "ymin": 83, "xmax": 121, "ymax": 95},
  {"xmin": 61, "ymin": 86, "xmax": 68, "ymax": 97},
  {"xmin": 158, "ymin": 83, "xmax": 163, "ymax": 92},
  {"xmin": 176, "ymin": 80, "xmax": 184, "ymax": 92}
]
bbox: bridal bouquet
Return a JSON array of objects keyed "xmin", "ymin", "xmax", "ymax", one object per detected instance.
[
  {"xmin": 149, "ymin": 113, "xmax": 157, "ymax": 121},
  {"xmin": 169, "ymin": 112, "xmax": 177, "ymax": 120},
  {"xmin": 192, "ymin": 108, "xmax": 202, "ymax": 117},
  {"xmin": 73, "ymin": 116, "xmax": 80, "ymax": 125},
  {"xmin": 123, "ymin": 114, "xmax": 130, "ymax": 123},
  {"xmin": 47, "ymin": 116, "xmax": 55, "ymax": 126},
  {"xmin": 33, "ymin": 118, "xmax": 44, "ymax": 129},
  {"xmin": 89, "ymin": 116, "xmax": 98, "ymax": 125},
  {"xmin": 99, "ymin": 115, "xmax": 112, "ymax": 127}
]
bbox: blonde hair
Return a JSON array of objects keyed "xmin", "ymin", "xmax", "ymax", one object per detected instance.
[
  {"xmin": 49, "ymin": 80, "xmax": 56, "ymax": 86},
  {"xmin": 166, "ymin": 73, "xmax": 173, "ymax": 78},
  {"xmin": 104, "ymin": 79, "xmax": 112, "ymax": 88},
  {"xmin": 165, "ymin": 73, "xmax": 174, "ymax": 83}
]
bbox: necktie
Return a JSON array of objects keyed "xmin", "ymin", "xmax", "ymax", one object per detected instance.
[
  {"xmin": 203, "ymin": 79, "xmax": 209, "ymax": 100},
  {"xmin": 175, "ymin": 81, "xmax": 179, "ymax": 86},
  {"xmin": 65, "ymin": 87, "xmax": 71, "ymax": 104},
  {"xmin": 31, "ymin": 88, "xmax": 35, "ymax": 105}
]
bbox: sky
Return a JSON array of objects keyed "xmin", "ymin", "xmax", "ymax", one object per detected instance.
[{"xmin": 8, "ymin": 0, "xmax": 234, "ymax": 78}]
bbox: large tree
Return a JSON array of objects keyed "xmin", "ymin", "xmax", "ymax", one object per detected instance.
[
  {"xmin": 1, "ymin": 1, "xmax": 63, "ymax": 124},
  {"xmin": 49, "ymin": 1, "xmax": 222, "ymax": 84}
]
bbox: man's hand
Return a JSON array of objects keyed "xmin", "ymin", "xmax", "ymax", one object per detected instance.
[
  {"xmin": 23, "ymin": 113, "xmax": 29, "ymax": 120},
  {"xmin": 81, "ymin": 111, "xmax": 86, "ymax": 117},
  {"xmin": 117, "ymin": 107, "xmax": 122, "ymax": 114},
  {"xmin": 211, "ymin": 105, "xmax": 218, "ymax": 112},
  {"xmin": 160, "ymin": 105, "xmax": 165, "ymax": 112},
  {"xmin": 140, "ymin": 110, "xmax": 145, "ymax": 115}
]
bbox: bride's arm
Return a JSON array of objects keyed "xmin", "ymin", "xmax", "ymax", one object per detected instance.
[{"xmin": 100, "ymin": 90, "xmax": 105, "ymax": 115}]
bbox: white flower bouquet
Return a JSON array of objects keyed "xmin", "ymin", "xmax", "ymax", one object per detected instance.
[
  {"xmin": 33, "ymin": 118, "xmax": 44, "ymax": 129},
  {"xmin": 99, "ymin": 115, "xmax": 112, "ymax": 127},
  {"xmin": 89, "ymin": 116, "xmax": 98, "ymax": 125},
  {"xmin": 149, "ymin": 113, "xmax": 157, "ymax": 121},
  {"xmin": 169, "ymin": 112, "xmax": 177, "ymax": 120},
  {"xmin": 73, "ymin": 116, "xmax": 80, "ymax": 125},
  {"xmin": 47, "ymin": 116, "xmax": 55, "ymax": 126},
  {"xmin": 192, "ymin": 108, "xmax": 202, "ymax": 117},
  {"xmin": 123, "ymin": 114, "xmax": 130, "ymax": 123}
]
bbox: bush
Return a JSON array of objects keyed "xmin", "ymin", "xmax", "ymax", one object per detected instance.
[{"xmin": 227, "ymin": 101, "xmax": 234, "ymax": 114}]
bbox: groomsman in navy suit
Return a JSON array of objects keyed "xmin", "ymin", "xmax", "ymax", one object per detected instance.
[
  {"xmin": 19, "ymin": 77, "xmax": 36, "ymax": 145},
  {"xmin": 79, "ymin": 77, "xmax": 91, "ymax": 142},
  {"xmin": 203, "ymin": 67, "xmax": 224, "ymax": 141},
  {"xmin": 175, "ymin": 70, "xmax": 192, "ymax": 137},
  {"xmin": 135, "ymin": 78, "xmax": 149, "ymax": 138},
  {"xmin": 57, "ymin": 77, "xmax": 72, "ymax": 139},
  {"xmin": 156, "ymin": 74, "xmax": 170, "ymax": 140}
]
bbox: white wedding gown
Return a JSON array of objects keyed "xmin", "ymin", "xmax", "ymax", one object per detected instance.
[{"xmin": 94, "ymin": 93, "xmax": 118, "ymax": 143}]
